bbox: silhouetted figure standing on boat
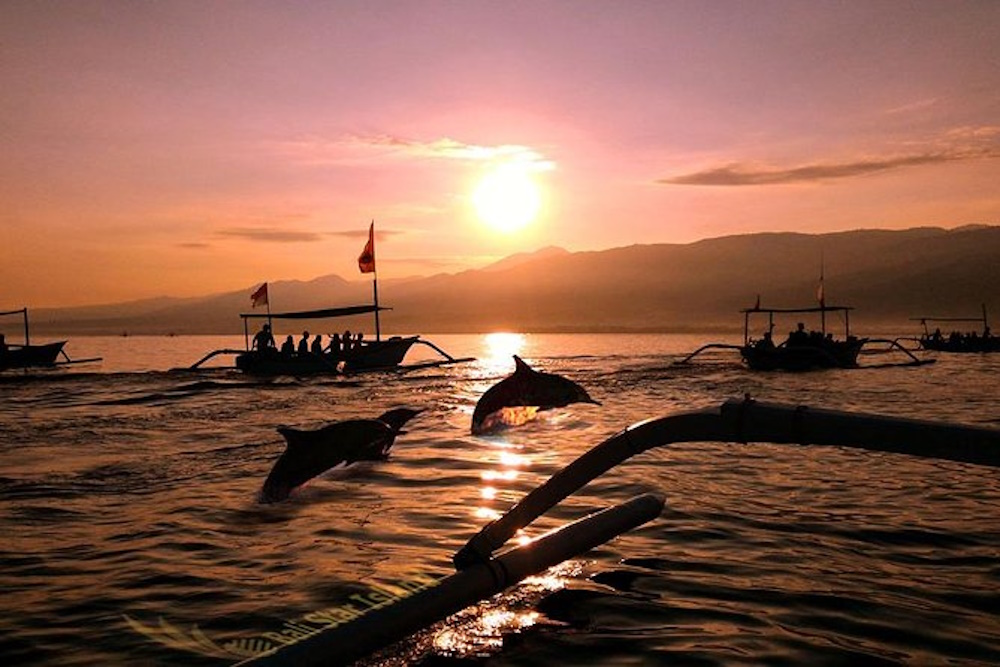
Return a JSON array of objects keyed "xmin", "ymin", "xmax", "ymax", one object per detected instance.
[
  {"xmin": 311, "ymin": 334, "xmax": 323, "ymax": 355},
  {"xmin": 343, "ymin": 330, "xmax": 352, "ymax": 353},
  {"xmin": 328, "ymin": 333, "xmax": 342, "ymax": 356},
  {"xmin": 253, "ymin": 323, "xmax": 276, "ymax": 351},
  {"xmin": 298, "ymin": 331, "xmax": 310, "ymax": 354},
  {"xmin": 788, "ymin": 322, "xmax": 808, "ymax": 345}
]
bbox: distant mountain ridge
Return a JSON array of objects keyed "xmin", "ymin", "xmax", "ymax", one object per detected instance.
[{"xmin": 19, "ymin": 226, "xmax": 1000, "ymax": 335}]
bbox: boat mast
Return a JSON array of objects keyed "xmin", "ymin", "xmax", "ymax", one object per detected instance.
[
  {"xmin": 21, "ymin": 307, "xmax": 30, "ymax": 347},
  {"xmin": 372, "ymin": 267, "xmax": 381, "ymax": 342},
  {"xmin": 818, "ymin": 253, "xmax": 826, "ymax": 335}
]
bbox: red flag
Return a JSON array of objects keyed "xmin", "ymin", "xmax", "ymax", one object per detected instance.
[
  {"xmin": 251, "ymin": 282, "xmax": 268, "ymax": 308},
  {"xmin": 358, "ymin": 222, "xmax": 375, "ymax": 274}
]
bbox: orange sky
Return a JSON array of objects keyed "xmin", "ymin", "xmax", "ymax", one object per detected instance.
[{"xmin": 2, "ymin": 1, "xmax": 999, "ymax": 307}]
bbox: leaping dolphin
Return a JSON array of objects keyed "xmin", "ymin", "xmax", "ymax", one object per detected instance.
[
  {"xmin": 471, "ymin": 355, "xmax": 599, "ymax": 434},
  {"xmin": 260, "ymin": 407, "xmax": 421, "ymax": 503}
]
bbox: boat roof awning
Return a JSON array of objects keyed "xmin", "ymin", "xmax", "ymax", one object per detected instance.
[
  {"xmin": 240, "ymin": 305, "xmax": 391, "ymax": 320},
  {"xmin": 741, "ymin": 305, "xmax": 854, "ymax": 314},
  {"xmin": 909, "ymin": 316, "xmax": 984, "ymax": 322},
  {"xmin": 0, "ymin": 308, "xmax": 28, "ymax": 318}
]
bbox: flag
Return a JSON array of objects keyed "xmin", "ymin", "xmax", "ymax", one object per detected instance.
[
  {"xmin": 251, "ymin": 282, "xmax": 268, "ymax": 308},
  {"xmin": 358, "ymin": 222, "xmax": 375, "ymax": 274}
]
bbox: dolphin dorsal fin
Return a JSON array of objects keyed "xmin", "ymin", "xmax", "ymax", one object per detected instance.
[{"xmin": 513, "ymin": 355, "xmax": 534, "ymax": 374}]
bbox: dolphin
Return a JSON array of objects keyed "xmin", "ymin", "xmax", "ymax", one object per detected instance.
[
  {"xmin": 471, "ymin": 355, "xmax": 599, "ymax": 434},
  {"xmin": 260, "ymin": 407, "xmax": 421, "ymax": 503}
]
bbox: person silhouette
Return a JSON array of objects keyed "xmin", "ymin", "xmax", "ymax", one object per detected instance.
[
  {"xmin": 311, "ymin": 334, "xmax": 323, "ymax": 354},
  {"xmin": 253, "ymin": 323, "xmax": 275, "ymax": 350},
  {"xmin": 298, "ymin": 331, "xmax": 310, "ymax": 354},
  {"xmin": 280, "ymin": 335, "xmax": 295, "ymax": 355}
]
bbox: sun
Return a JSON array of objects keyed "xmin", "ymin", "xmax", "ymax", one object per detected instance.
[{"xmin": 472, "ymin": 164, "xmax": 542, "ymax": 233}]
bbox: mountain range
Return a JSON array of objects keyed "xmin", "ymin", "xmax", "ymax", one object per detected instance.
[{"xmin": 15, "ymin": 225, "xmax": 1000, "ymax": 336}]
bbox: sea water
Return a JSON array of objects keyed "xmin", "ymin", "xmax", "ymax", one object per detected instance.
[{"xmin": 2, "ymin": 333, "xmax": 1000, "ymax": 665}]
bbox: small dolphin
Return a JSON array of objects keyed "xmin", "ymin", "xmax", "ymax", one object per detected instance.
[
  {"xmin": 471, "ymin": 355, "xmax": 599, "ymax": 434},
  {"xmin": 260, "ymin": 407, "xmax": 421, "ymax": 503}
]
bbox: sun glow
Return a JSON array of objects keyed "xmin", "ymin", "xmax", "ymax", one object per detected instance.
[{"xmin": 472, "ymin": 164, "xmax": 542, "ymax": 233}]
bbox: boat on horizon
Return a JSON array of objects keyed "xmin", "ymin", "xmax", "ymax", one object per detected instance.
[
  {"xmin": 910, "ymin": 304, "xmax": 1000, "ymax": 353},
  {"xmin": 190, "ymin": 223, "xmax": 473, "ymax": 376},
  {"xmin": 0, "ymin": 307, "xmax": 101, "ymax": 372},
  {"xmin": 679, "ymin": 302, "xmax": 927, "ymax": 371},
  {"xmin": 231, "ymin": 304, "xmax": 469, "ymax": 375}
]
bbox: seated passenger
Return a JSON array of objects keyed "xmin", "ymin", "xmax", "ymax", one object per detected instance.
[
  {"xmin": 311, "ymin": 334, "xmax": 323, "ymax": 354},
  {"xmin": 280, "ymin": 335, "xmax": 295, "ymax": 355},
  {"xmin": 298, "ymin": 331, "xmax": 310, "ymax": 354}
]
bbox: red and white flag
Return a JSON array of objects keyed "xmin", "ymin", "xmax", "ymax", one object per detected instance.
[
  {"xmin": 250, "ymin": 282, "xmax": 269, "ymax": 308},
  {"xmin": 358, "ymin": 222, "xmax": 376, "ymax": 274}
]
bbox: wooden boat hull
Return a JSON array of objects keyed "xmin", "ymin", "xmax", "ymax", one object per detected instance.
[
  {"xmin": 740, "ymin": 338, "xmax": 865, "ymax": 371},
  {"xmin": 1, "ymin": 341, "xmax": 67, "ymax": 371},
  {"xmin": 235, "ymin": 336, "xmax": 419, "ymax": 376}
]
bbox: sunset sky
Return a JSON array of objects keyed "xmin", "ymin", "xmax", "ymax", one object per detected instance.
[{"xmin": 3, "ymin": 0, "xmax": 999, "ymax": 307}]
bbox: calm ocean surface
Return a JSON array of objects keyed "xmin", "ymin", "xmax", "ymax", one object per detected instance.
[{"xmin": 2, "ymin": 333, "xmax": 1000, "ymax": 666}]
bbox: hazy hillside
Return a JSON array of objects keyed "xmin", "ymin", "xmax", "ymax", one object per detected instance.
[{"xmin": 17, "ymin": 226, "xmax": 1000, "ymax": 336}]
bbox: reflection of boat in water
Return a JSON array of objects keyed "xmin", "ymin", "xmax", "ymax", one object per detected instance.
[
  {"xmin": 911, "ymin": 305, "xmax": 1000, "ymax": 353},
  {"xmin": 679, "ymin": 304, "xmax": 927, "ymax": 371},
  {"xmin": 0, "ymin": 308, "xmax": 101, "ymax": 371}
]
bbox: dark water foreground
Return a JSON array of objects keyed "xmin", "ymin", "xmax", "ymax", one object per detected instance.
[{"xmin": 2, "ymin": 334, "xmax": 1000, "ymax": 665}]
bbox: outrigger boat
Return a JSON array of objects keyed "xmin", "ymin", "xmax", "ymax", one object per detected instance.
[
  {"xmin": 909, "ymin": 304, "xmax": 1000, "ymax": 353},
  {"xmin": 191, "ymin": 223, "xmax": 473, "ymax": 376},
  {"xmin": 236, "ymin": 397, "xmax": 1000, "ymax": 666},
  {"xmin": 679, "ymin": 304, "xmax": 927, "ymax": 370},
  {"xmin": 0, "ymin": 307, "xmax": 101, "ymax": 371},
  {"xmin": 190, "ymin": 304, "xmax": 472, "ymax": 376}
]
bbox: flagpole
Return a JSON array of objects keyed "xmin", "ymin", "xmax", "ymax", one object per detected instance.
[
  {"xmin": 372, "ymin": 221, "xmax": 381, "ymax": 341},
  {"xmin": 819, "ymin": 253, "xmax": 826, "ymax": 335}
]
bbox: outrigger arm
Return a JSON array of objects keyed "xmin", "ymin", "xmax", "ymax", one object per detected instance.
[
  {"xmin": 235, "ymin": 398, "xmax": 1000, "ymax": 666},
  {"xmin": 454, "ymin": 397, "xmax": 1000, "ymax": 567}
]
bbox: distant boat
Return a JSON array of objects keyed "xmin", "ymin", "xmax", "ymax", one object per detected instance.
[
  {"xmin": 911, "ymin": 305, "xmax": 999, "ymax": 353},
  {"xmin": 0, "ymin": 308, "xmax": 100, "ymax": 371},
  {"xmin": 190, "ymin": 223, "xmax": 473, "ymax": 375},
  {"xmin": 738, "ymin": 305, "xmax": 866, "ymax": 371},
  {"xmin": 679, "ymin": 303, "xmax": 927, "ymax": 371},
  {"xmin": 191, "ymin": 304, "xmax": 471, "ymax": 376}
]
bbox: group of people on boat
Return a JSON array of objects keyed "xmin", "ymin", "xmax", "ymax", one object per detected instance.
[
  {"xmin": 921, "ymin": 326, "xmax": 996, "ymax": 352},
  {"xmin": 751, "ymin": 322, "xmax": 857, "ymax": 351},
  {"xmin": 252, "ymin": 323, "xmax": 367, "ymax": 360}
]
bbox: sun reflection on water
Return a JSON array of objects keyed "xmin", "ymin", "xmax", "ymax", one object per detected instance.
[
  {"xmin": 474, "ymin": 434, "xmax": 533, "ymax": 524},
  {"xmin": 481, "ymin": 332, "xmax": 526, "ymax": 373}
]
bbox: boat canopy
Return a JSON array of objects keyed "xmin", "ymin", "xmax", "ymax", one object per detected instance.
[
  {"xmin": 239, "ymin": 305, "xmax": 390, "ymax": 320},
  {"xmin": 0, "ymin": 308, "xmax": 29, "ymax": 318},
  {"xmin": 741, "ymin": 305, "xmax": 854, "ymax": 314}
]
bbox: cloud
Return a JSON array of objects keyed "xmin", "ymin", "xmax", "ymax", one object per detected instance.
[
  {"xmin": 660, "ymin": 146, "xmax": 1000, "ymax": 186},
  {"xmin": 327, "ymin": 228, "xmax": 407, "ymax": 241},
  {"xmin": 357, "ymin": 135, "xmax": 555, "ymax": 170},
  {"xmin": 216, "ymin": 227, "xmax": 323, "ymax": 243},
  {"xmin": 273, "ymin": 134, "xmax": 555, "ymax": 171}
]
